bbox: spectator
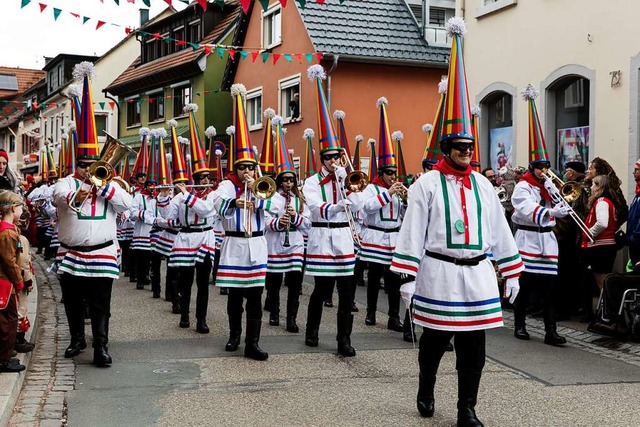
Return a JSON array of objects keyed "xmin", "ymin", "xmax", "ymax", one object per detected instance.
[
  {"xmin": 481, "ymin": 167, "xmax": 498, "ymax": 187},
  {"xmin": 289, "ymin": 93, "xmax": 300, "ymax": 122},
  {"xmin": 0, "ymin": 150, "xmax": 23, "ymax": 193},
  {"xmin": 627, "ymin": 159, "xmax": 640, "ymax": 265},
  {"xmin": 14, "ymin": 208, "xmax": 35, "ymax": 353},
  {"xmin": 586, "ymin": 157, "xmax": 627, "ymax": 227}
]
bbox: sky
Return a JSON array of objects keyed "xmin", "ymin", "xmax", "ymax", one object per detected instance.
[{"xmin": 0, "ymin": 0, "xmax": 188, "ymax": 69}]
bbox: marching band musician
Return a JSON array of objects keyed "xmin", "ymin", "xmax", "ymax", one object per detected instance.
[
  {"xmin": 212, "ymin": 83, "xmax": 276, "ymax": 361},
  {"xmin": 304, "ymin": 64, "xmax": 363, "ymax": 357},
  {"xmin": 391, "ymin": 19, "xmax": 523, "ymax": 425},
  {"xmin": 165, "ymin": 113, "xmax": 216, "ymax": 335},
  {"xmin": 360, "ymin": 119, "xmax": 406, "ymax": 334},
  {"xmin": 264, "ymin": 116, "xmax": 311, "ymax": 333},
  {"xmin": 511, "ymin": 84, "xmax": 570, "ymax": 347},
  {"xmin": 53, "ymin": 61, "xmax": 133, "ymax": 367}
]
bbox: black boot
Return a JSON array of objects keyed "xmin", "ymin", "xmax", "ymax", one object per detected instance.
[
  {"xmin": 456, "ymin": 371, "xmax": 484, "ymax": 427},
  {"xmin": 365, "ymin": 310, "xmax": 376, "ymax": 326},
  {"xmin": 92, "ymin": 314, "xmax": 112, "ymax": 367},
  {"xmin": 244, "ymin": 320, "xmax": 268, "ymax": 361},
  {"xmin": 513, "ymin": 297, "xmax": 530, "ymax": 340},
  {"xmin": 543, "ymin": 307, "xmax": 566, "ymax": 346},
  {"xmin": 0, "ymin": 359, "xmax": 26, "ymax": 373},
  {"xmin": 93, "ymin": 346, "xmax": 113, "ymax": 367},
  {"xmin": 336, "ymin": 311, "xmax": 356, "ymax": 357},
  {"xmin": 225, "ymin": 304, "xmax": 242, "ymax": 352},
  {"xmin": 286, "ymin": 299, "xmax": 299, "ymax": 333},
  {"xmin": 403, "ymin": 310, "xmax": 415, "ymax": 343},
  {"xmin": 64, "ymin": 334, "xmax": 87, "ymax": 358},
  {"xmin": 514, "ymin": 324, "xmax": 530, "ymax": 340},
  {"xmin": 179, "ymin": 314, "xmax": 190, "ymax": 328},
  {"xmin": 14, "ymin": 332, "xmax": 35, "ymax": 353},
  {"xmin": 305, "ymin": 298, "xmax": 323, "ymax": 347},
  {"xmin": 417, "ymin": 370, "xmax": 436, "ymax": 418},
  {"xmin": 387, "ymin": 316, "xmax": 403, "ymax": 332},
  {"xmin": 196, "ymin": 318, "xmax": 210, "ymax": 334}
]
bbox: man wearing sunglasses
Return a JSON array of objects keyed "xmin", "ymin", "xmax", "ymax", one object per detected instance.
[
  {"xmin": 302, "ymin": 148, "xmax": 363, "ymax": 357},
  {"xmin": 130, "ymin": 175, "xmax": 157, "ymax": 292}
]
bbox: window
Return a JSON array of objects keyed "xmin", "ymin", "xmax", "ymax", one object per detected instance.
[
  {"xmin": 246, "ymin": 88, "xmax": 263, "ymax": 131},
  {"xmin": 0, "ymin": 134, "xmax": 5, "ymax": 150},
  {"xmin": 262, "ymin": 6, "xmax": 282, "ymax": 49},
  {"xmin": 173, "ymin": 84, "xmax": 191, "ymax": 117},
  {"xmin": 57, "ymin": 65, "xmax": 63, "ymax": 88},
  {"xmin": 95, "ymin": 113, "xmax": 108, "ymax": 137},
  {"xmin": 429, "ymin": 8, "xmax": 446, "ymax": 26},
  {"xmin": 127, "ymin": 97, "xmax": 141, "ymax": 127},
  {"xmin": 160, "ymin": 33, "xmax": 170, "ymax": 57},
  {"xmin": 148, "ymin": 91, "xmax": 165, "ymax": 123},
  {"xmin": 564, "ymin": 79, "xmax": 584, "ymax": 109},
  {"xmin": 483, "ymin": 92, "xmax": 513, "ymax": 171},
  {"xmin": 188, "ymin": 19, "xmax": 201, "ymax": 43},
  {"xmin": 145, "ymin": 37, "xmax": 161, "ymax": 62},
  {"xmin": 9, "ymin": 135, "xmax": 15, "ymax": 153},
  {"xmin": 173, "ymin": 26, "xmax": 186, "ymax": 52},
  {"xmin": 48, "ymin": 70, "xmax": 56, "ymax": 92},
  {"xmin": 0, "ymin": 74, "xmax": 18, "ymax": 91},
  {"xmin": 476, "ymin": 0, "xmax": 517, "ymax": 18},
  {"xmin": 279, "ymin": 75, "xmax": 301, "ymax": 123}
]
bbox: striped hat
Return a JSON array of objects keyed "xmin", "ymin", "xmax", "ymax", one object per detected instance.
[
  {"xmin": 440, "ymin": 18, "xmax": 474, "ymax": 144},
  {"xmin": 367, "ymin": 138, "xmax": 378, "ymax": 179},
  {"xmin": 155, "ymin": 128, "xmax": 171, "ymax": 186},
  {"xmin": 273, "ymin": 116, "xmax": 296, "ymax": 178},
  {"xmin": 470, "ymin": 105, "xmax": 482, "ymax": 171},
  {"xmin": 230, "ymin": 84, "xmax": 257, "ymax": 165},
  {"xmin": 72, "ymin": 62, "xmax": 100, "ymax": 160},
  {"xmin": 184, "ymin": 103, "xmax": 209, "ymax": 175},
  {"xmin": 423, "ymin": 78, "xmax": 447, "ymax": 164},
  {"xmin": 392, "ymin": 131, "xmax": 408, "ymax": 184},
  {"xmin": 376, "ymin": 97, "xmax": 396, "ymax": 169},
  {"xmin": 66, "ymin": 121, "xmax": 77, "ymax": 175},
  {"xmin": 260, "ymin": 108, "xmax": 276, "ymax": 174},
  {"xmin": 168, "ymin": 120, "xmax": 189, "ymax": 183},
  {"xmin": 302, "ymin": 128, "xmax": 317, "ymax": 179},
  {"xmin": 132, "ymin": 128, "xmax": 150, "ymax": 177},
  {"xmin": 353, "ymin": 135, "xmax": 363, "ymax": 171},
  {"xmin": 522, "ymin": 84, "xmax": 550, "ymax": 164},
  {"xmin": 146, "ymin": 130, "xmax": 159, "ymax": 183},
  {"xmin": 307, "ymin": 65, "xmax": 340, "ymax": 153},
  {"xmin": 333, "ymin": 110, "xmax": 352, "ymax": 160}
]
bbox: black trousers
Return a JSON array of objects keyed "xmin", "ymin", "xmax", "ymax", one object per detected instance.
[
  {"xmin": 60, "ymin": 273, "xmax": 113, "ymax": 348},
  {"xmin": 419, "ymin": 327, "xmax": 486, "ymax": 380},
  {"xmin": 36, "ymin": 226, "xmax": 50, "ymax": 253},
  {"xmin": 514, "ymin": 272, "xmax": 557, "ymax": 329},
  {"xmin": 211, "ymin": 249, "xmax": 221, "ymax": 284},
  {"xmin": 135, "ymin": 249, "xmax": 151, "ymax": 286},
  {"xmin": 308, "ymin": 276, "xmax": 354, "ymax": 330},
  {"xmin": 150, "ymin": 251, "xmax": 162, "ymax": 293},
  {"xmin": 367, "ymin": 262, "xmax": 401, "ymax": 318},
  {"xmin": 118, "ymin": 239, "xmax": 131, "ymax": 274},
  {"xmin": 0, "ymin": 293, "xmax": 18, "ymax": 362},
  {"xmin": 178, "ymin": 254, "xmax": 212, "ymax": 320},
  {"xmin": 265, "ymin": 271, "xmax": 303, "ymax": 315},
  {"xmin": 227, "ymin": 287, "xmax": 264, "ymax": 323}
]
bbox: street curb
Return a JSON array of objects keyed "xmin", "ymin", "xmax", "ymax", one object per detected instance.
[{"xmin": 0, "ymin": 267, "xmax": 39, "ymax": 427}]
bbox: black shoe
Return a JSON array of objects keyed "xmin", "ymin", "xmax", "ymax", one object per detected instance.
[
  {"xmin": 305, "ymin": 329, "xmax": 319, "ymax": 347},
  {"xmin": 457, "ymin": 407, "xmax": 484, "ymax": 427},
  {"xmin": 179, "ymin": 315, "xmax": 190, "ymax": 329},
  {"xmin": 544, "ymin": 331, "xmax": 567, "ymax": 346},
  {"xmin": 136, "ymin": 283, "xmax": 144, "ymax": 290},
  {"xmin": 286, "ymin": 316, "xmax": 299, "ymax": 333},
  {"xmin": 0, "ymin": 359, "xmax": 26, "ymax": 373},
  {"xmin": 417, "ymin": 397, "xmax": 435, "ymax": 418},
  {"xmin": 220, "ymin": 287, "xmax": 228, "ymax": 295},
  {"xmin": 337, "ymin": 340, "xmax": 356, "ymax": 357},
  {"xmin": 64, "ymin": 338, "xmax": 87, "ymax": 358},
  {"xmin": 365, "ymin": 312, "xmax": 376, "ymax": 326},
  {"xmin": 196, "ymin": 319, "xmax": 210, "ymax": 334},
  {"xmin": 93, "ymin": 347, "xmax": 113, "ymax": 367},
  {"xmin": 387, "ymin": 317, "xmax": 403, "ymax": 332},
  {"xmin": 171, "ymin": 302, "xmax": 181, "ymax": 314},
  {"xmin": 324, "ymin": 300, "xmax": 334, "ymax": 308},
  {"xmin": 225, "ymin": 336, "xmax": 241, "ymax": 352},
  {"xmin": 514, "ymin": 326, "xmax": 530, "ymax": 340},
  {"xmin": 152, "ymin": 291, "xmax": 161, "ymax": 299},
  {"xmin": 244, "ymin": 343, "xmax": 269, "ymax": 361},
  {"xmin": 351, "ymin": 302, "xmax": 359, "ymax": 313},
  {"xmin": 14, "ymin": 341, "xmax": 35, "ymax": 353},
  {"xmin": 269, "ymin": 314, "xmax": 279, "ymax": 326},
  {"xmin": 445, "ymin": 341, "xmax": 454, "ymax": 352}
]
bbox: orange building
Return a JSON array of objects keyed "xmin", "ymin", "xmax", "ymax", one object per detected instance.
[{"xmin": 230, "ymin": 0, "xmax": 449, "ymax": 175}]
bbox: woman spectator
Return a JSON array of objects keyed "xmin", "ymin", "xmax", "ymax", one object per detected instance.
[
  {"xmin": 581, "ymin": 175, "xmax": 618, "ymax": 292},
  {"xmin": 586, "ymin": 157, "xmax": 627, "ymax": 227},
  {"xmin": 0, "ymin": 150, "xmax": 23, "ymax": 194}
]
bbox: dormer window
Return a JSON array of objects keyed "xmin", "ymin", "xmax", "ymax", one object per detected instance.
[
  {"xmin": 188, "ymin": 19, "xmax": 201, "ymax": 43},
  {"xmin": 262, "ymin": 5, "xmax": 282, "ymax": 49},
  {"xmin": 173, "ymin": 26, "xmax": 186, "ymax": 52}
]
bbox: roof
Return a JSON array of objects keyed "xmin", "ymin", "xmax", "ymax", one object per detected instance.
[
  {"xmin": 0, "ymin": 67, "xmax": 46, "ymax": 100},
  {"xmin": 106, "ymin": 2, "xmax": 242, "ymax": 96},
  {"xmin": 298, "ymin": 0, "xmax": 449, "ymax": 66},
  {"xmin": 42, "ymin": 54, "xmax": 99, "ymax": 72}
]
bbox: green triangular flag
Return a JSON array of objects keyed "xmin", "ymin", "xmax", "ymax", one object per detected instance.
[
  {"xmin": 216, "ymin": 47, "xmax": 224, "ymax": 58},
  {"xmin": 164, "ymin": 37, "xmax": 172, "ymax": 44},
  {"xmin": 99, "ymin": 102, "xmax": 105, "ymax": 110},
  {"xmin": 53, "ymin": 8, "xmax": 61, "ymax": 20},
  {"xmin": 114, "ymin": 0, "xmax": 120, "ymax": 5},
  {"xmin": 83, "ymin": 16, "xmax": 90, "ymax": 24},
  {"xmin": 214, "ymin": 0, "xmax": 225, "ymax": 7},
  {"xmin": 142, "ymin": 0, "xmax": 151, "ymax": 7},
  {"xmin": 259, "ymin": 0, "xmax": 269, "ymax": 10},
  {"xmin": 239, "ymin": 51, "xmax": 249, "ymax": 60},
  {"xmin": 284, "ymin": 54, "xmax": 292, "ymax": 62},
  {"xmin": 305, "ymin": 53, "xmax": 313, "ymax": 64},
  {"xmin": 20, "ymin": 0, "xmax": 31, "ymax": 8},
  {"xmin": 262, "ymin": 52, "xmax": 269, "ymax": 63},
  {"xmin": 190, "ymin": 42, "xmax": 199, "ymax": 50},
  {"xmin": 296, "ymin": 0, "xmax": 306, "ymax": 8}
]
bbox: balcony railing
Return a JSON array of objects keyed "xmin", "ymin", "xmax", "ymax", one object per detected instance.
[{"xmin": 424, "ymin": 25, "xmax": 452, "ymax": 47}]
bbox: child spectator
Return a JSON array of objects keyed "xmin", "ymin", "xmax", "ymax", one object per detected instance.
[{"xmin": 15, "ymin": 209, "xmax": 35, "ymax": 353}]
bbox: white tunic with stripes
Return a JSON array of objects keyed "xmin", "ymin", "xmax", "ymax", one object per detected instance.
[
  {"xmin": 511, "ymin": 179, "xmax": 560, "ymax": 275},
  {"xmin": 359, "ymin": 182, "xmax": 405, "ymax": 265},
  {"xmin": 150, "ymin": 195, "xmax": 178, "ymax": 257},
  {"xmin": 303, "ymin": 168, "xmax": 362, "ymax": 277},
  {"xmin": 264, "ymin": 190, "xmax": 311, "ymax": 273},
  {"xmin": 53, "ymin": 175, "xmax": 132, "ymax": 279},
  {"xmin": 129, "ymin": 193, "xmax": 155, "ymax": 251},
  {"xmin": 390, "ymin": 170, "xmax": 524, "ymax": 332},
  {"xmin": 213, "ymin": 179, "xmax": 277, "ymax": 288}
]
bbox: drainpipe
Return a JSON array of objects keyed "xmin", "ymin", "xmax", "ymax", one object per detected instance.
[
  {"xmin": 326, "ymin": 55, "xmax": 340, "ymax": 110},
  {"xmin": 102, "ymin": 90, "xmax": 121, "ymax": 138}
]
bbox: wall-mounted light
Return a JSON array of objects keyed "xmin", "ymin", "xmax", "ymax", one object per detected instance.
[{"xmin": 610, "ymin": 70, "xmax": 622, "ymax": 87}]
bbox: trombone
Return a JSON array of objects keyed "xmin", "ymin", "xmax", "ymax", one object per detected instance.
[
  {"xmin": 334, "ymin": 149, "xmax": 368, "ymax": 246},
  {"xmin": 155, "ymin": 184, "xmax": 217, "ymax": 189},
  {"xmin": 242, "ymin": 157, "xmax": 276, "ymax": 238},
  {"xmin": 68, "ymin": 133, "xmax": 136, "ymax": 214},
  {"xmin": 542, "ymin": 170, "xmax": 593, "ymax": 242}
]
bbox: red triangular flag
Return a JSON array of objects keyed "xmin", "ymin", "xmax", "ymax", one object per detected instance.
[
  {"xmin": 70, "ymin": 12, "xmax": 80, "ymax": 18},
  {"xmin": 317, "ymin": 0, "xmax": 325, "ymax": 4},
  {"xmin": 279, "ymin": 0, "xmax": 288, "ymax": 7},
  {"xmin": 108, "ymin": 102, "xmax": 115, "ymax": 110},
  {"xmin": 251, "ymin": 51, "xmax": 259, "ymax": 63},
  {"xmin": 96, "ymin": 20, "xmax": 106, "ymax": 30},
  {"xmin": 125, "ymin": 27, "xmax": 132, "ymax": 35},
  {"xmin": 273, "ymin": 53, "xmax": 281, "ymax": 65},
  {"xmin": 203, "ymin": 45, "xmax": 212, "ymax": 55},
  {"xmin": 315, "ymin": 52, "xmax": 323, "ymax": 63},
  {"xmin": 240, "ymin": 0, "xmax": 250, "ymax": 14},
  {"xmin": 294, "ymin": 53, "xmax": 302, "ymax": 63},
  {"xmin": 196, "ymin": 0, "xmax": 207, "ymax": 12},
  {"xmin": 228, "ymin": 49, "xmax": 236, "ymax": 59},
  {"xmin": 38, "ymin": 3, "xmax": 47, "ymax": 12},
  {"xmin": 153, "ymin": 32, "xmax": 161, "ymax": 40},
  {"xmin": 164, "ymin": 0, "xmax": 172, "ymax": 5}
]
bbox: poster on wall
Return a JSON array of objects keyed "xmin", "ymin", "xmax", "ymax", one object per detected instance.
[
  {"xmin": 489, "ymin": 126, "xmax": 513, "ymax": 171},
  {"xmin": 557, "ymin": 126, "xmax": 589, "ymax": 172}
]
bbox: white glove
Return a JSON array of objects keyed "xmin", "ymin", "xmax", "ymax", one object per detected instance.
[
  {"xmin": 400, "ymin": 280, "xmax": 416, "ymax": 308},
  {"xmin": 504, "ymin": 277, "xmax": 520, "ymax": 304},
  {"xmin": 328, "ymin": 199, "xmax": 352, "ymax": 213},
  {"xmin": 334, "ymin": 166, "xmax": 347, "ymax": 182},
  {"xmin": 548, "ymin": 204, "xmax": 571, "ymax": 218},
  {"xmin": 543, "ymin": 178, "xmax": 556, "ymax": 193}
]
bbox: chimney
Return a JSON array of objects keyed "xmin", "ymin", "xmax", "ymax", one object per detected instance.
[{"xmin": 140, "ymin": 8, "xmax": 149, "ymax": 27}]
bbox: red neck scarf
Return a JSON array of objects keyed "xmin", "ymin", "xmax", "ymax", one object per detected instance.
[
  {"xmin": 319, "ymin": 168, "xmax": 336, "ymax": 186},
  {"xmin": 635, "ymin": 180, "xmax": 640, "ymax": 195},
  {"xmin": 225, "ymin": 172, "xmax": 245, "ymax": 198},
  {"xmin": 433, "ymin": 158, "xmax": 472, "ymax": 189},
  {"xmin": 520, "ymin": 171, "xmax": 552, "ymax": 202},
  {"xmin": 371, "ymin": 175, "xmax": 388, "ymax": 188}
]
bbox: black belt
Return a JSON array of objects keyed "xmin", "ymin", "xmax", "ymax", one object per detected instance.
[
  {"xmin": 312, "ymin": 222, "xmax": 350, "ymax": 229},
  {"xmin": 425, "ymin": 250, "xmax": 487, "ymax": 266},
  {"xmin": 515, "ymin": 225, "xmax": 553, "ymax": 233},
  {"xmin": 366, "ymin": 225, "xmax": 401, "ymax": 233},
  {"xmin": 150, "ymin": 227, "xmax": 162, "ymax": 234},
  {"xmin": 225, "ymin": 231, "xmax": 264, "ymax": 238},
  {"xmin": 180, "ymin": 226, "xmax": 213, "ymax": 233},
  {"xmin": 164, "ymin": 228, "xmax": 179, "ymax": 235},
  {"xmin": 60, "ymin": 240, "xmax": 114, "ymax": 253}
]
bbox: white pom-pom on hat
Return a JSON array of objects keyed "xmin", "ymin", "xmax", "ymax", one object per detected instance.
[
  {"xmin": 226, "ymin": 126, "xmax": 235, "ymax": 135},
  {"xmin": 72, "ymin": 61, "xmax": 96, "ymax": 81},
  {"xmin": 230, "ymin": 83, "xmax": 247, "ymax": 98},
  {"xmin": 156, "ymin": 128, "xmax": 168, "ymax": 139},
  {"xmin": 68, "ymin": 121, "xmax": 76, "ymax": 131},
  {"xmin": 521, "ymin": 83, "xmax": 539, "ymax": 101},
  {"xmin": 167, "ymin": 119, "xmax": 178, "ymax": 128},
  {"xmin": 215, "ymin": 149, "xmax": 222, "ymax": 156},
  {"xmin": 445, "ymin": 16, "xmax": 467, "ymax": 37},
  {"xmin": 471, "ymin": 105, "xmax": 481, "ymax": 117},
  {"xmin": 263, "ymin": 108, "xmax": 275, "ymax": 119},
  {"xmin": 61, "ymin": 133, "xmax": 69, "ymax": 140},
  {"xmin": 205, "ymin": 126, "xmax": 216, "ymax": 138},
  {"xmin": 67, "ymin": 84, "xmax": 82, "ymax": 98},
  {"xmin": 355, "ymin": 134, "xmax": 364, "ymax": 143},
  {"xmin": 303, "ymin": 128, "xmax": 315, "ymax": 139},
  {"xmin": 139, "ymin": 127, "xmax": 150, "ymax": 137},
  {"xmin": 307, "ymin": 64, "xmax": 326, "ymax": 81},
  {"xmin": 148, "ymin": 129, "xmax": 157, "ymax": 138},
  {"xmin": 391, "ymin": 131, "xmax": 404, "ymax": 142},
  {"xmin": 367, "ymin": 138, "xmax": 376, "ymax": 144},
  {"xmin": 183, "ymin": 103, "xmax": 198, "ymax": 113},
  {"xmin": 422, "ymin": 123, "xmax": 433, "ymax": 133},
  {"xmin": 333, "ymin": 110, "xmax": 345, "ymax": 120},
  {"xmin": 271, "ymin": 115, "xmax": 284, "ymax": 128},
  {"xmin": 438, "ymin": 78, "xmax": 448, "ymax": 94},
  {"xmin": 376, "ymin": 97, "xmax": 388, "ymax": 108},
  {"xmin": 185, "ymin": 154, "xmax": 191, "ymax": 162}
]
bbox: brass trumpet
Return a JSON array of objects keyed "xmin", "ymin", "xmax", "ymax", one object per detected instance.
[
  {"xmin": 542, "ymin": 170, "xmax": 593, "ymax": 242},
  {"xmin": 334, "ymin": 149, "xmax": 368, "ymax": 246}
]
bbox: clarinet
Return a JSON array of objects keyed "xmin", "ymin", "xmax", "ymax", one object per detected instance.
[{"xmin": 283, "ymin": 192, "xmax": 291, "ymax": 247}]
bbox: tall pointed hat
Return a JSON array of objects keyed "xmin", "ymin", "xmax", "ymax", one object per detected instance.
[
  {"xmin": 67, "ymin": 84, "xmax": 83, "ymax": 128},
  {"xmin": 72, "ymin": 62, "xmax": 100, "ymax": 160},
  {"xmin": 353, "ymin": 135, "xmax": 363, "ymax": 170},
  {"xmin": 272, "ymin": 116, "xmax": 296, "ymax": 178},
  {"xmin": 181, "ymin": 137, "xmax": 194, "ymax": 185},
  {"xmin": 367, "ymin": 138, "xmax": 378, "ymax": 179},
  {"xmin": 522, "ymin": 84, "xmax": 550, "ymax": 164},
  {"xmin": 392, "ymin": 131, "xmax": 408, "ymax": 185},
  {"xmin": 231, "ymin": 84, "xmax": 257, "ymax": 166},
  {"xmin": 40, "ymin": 145, "xmax": 50, "ymax": 181},
  {"xmin": 333, "ymin": 110, "xmax": 352, "ymax": 160},
  {"xmin": 260, "ymin": 108, "xmax": 276, "ymax": 175},
  {"xmin": 423, "ymin": 78, "xmax": 447, "ymax": 164},
  {"xmin": 46, "ymin": 144, "xmax": 58, "ymax": 178},
  {"xmin": 225, "ymin": 126, "xmax": 236, "ymax": 174},
  {"xmin": 184, "ymin": 103, "xmax": 209, "ymax": 175},
  {"xmin": 155, "ymin": 128, "xmax": 171, "ymax": 186},
  {"xmin": 168, "ymin": 120, "xmax": 189, "ymax": 183},
  {"xmin": 302, "ymin": 128, "xmax": 317, "ymax": 179},
  {"xmin": 146, "ymin": 130, "xmax": 159, "ymax": 183},
  {"xmin": 121, "ymin": 153, "xmax": 131, "ymax": 182},
  {"xmin": 132, "ymin": 128, "xmax": 150, "ymax": 177},
  {"xmin": 440, "ymin": 18, "xmax": 474, "ymax": 144},
  {"xmin": 59, "ymin": 131, "xmax": 68, "ymax": 178},
  {"xmin": 65, "ymin": 121, "xmax": 77, "ymax": 175},
  {"xmin": 376, "ymin": 97, "xmax": 396, "ymax": 169},
  {"xmin": 205, "ymin": 125, "xmax": 224, "ymax": 181},
  {"xmin": 307, "ymin": 65, "xmax": 340, "ymax": 154},
  {"xmin": 470, "ymin": 105, "xmax": 482, "ymax": 171}
]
